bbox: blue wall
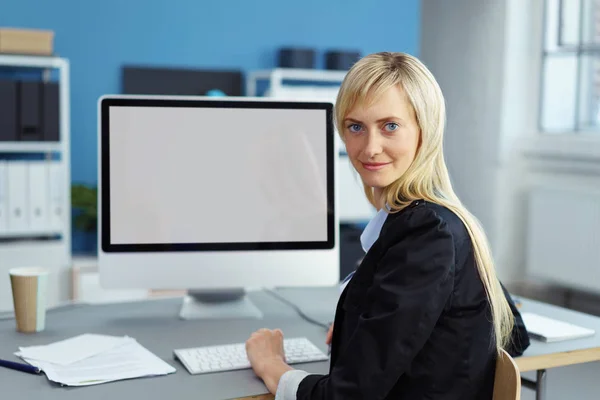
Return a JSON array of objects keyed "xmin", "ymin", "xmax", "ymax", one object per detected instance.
[{"xmin": 2, "ymin": 0, "xmax": 420, "ymax": 185}]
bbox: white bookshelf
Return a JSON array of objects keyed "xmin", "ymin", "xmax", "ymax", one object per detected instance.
[
  {"xmin": 0, "ymin": 54, "xmax": 72, "ymax": 312},
  {"xmin": 0, "ymin": 142, "xmax": 62, "ymax": 153},
  {"xmin": 0, "ymin": 230, "xmax": 62, "ymax": 238},
  {"xmin": 246, "ymin": 68, "xmax": 347, "ymax": 98}
]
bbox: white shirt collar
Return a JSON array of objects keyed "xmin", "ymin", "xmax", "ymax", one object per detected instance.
[
  {"xmin": 340, "ymin": 208, "xmax": 389, "ymax": 292},
  {"xmin": 360, "ymin": 207, "xmax": 389, "ymax": 253}
]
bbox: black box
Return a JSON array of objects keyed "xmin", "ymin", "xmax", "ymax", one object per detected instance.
[
  {"xmin": 278, "ymin": 48, "xmax": 316, "ymax": 69},
  {"xmin": 0, "ymin": 80, "xmax": 18, "ymax": 142},
  {"xmin": 122, "ymin": 66, "xmax": 244, "ymax": 97},
  {"xmin": 18, "ymin": 81, "xmax": 43, "ymax": 141},
  {"xmin": 42, "ymin": 82, "xmax": 59, "ymax": 141},
  {"xmin": 325, "ymin": 50, "xmax": 361, "ymax": 70}
]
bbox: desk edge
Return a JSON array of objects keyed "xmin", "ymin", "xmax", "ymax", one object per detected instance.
[{"xmin": 516, "ymin": 347, "xmax": 600, "ymax": 372}]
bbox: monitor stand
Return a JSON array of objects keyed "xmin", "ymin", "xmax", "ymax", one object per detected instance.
[{"xmin": 179, "ymin": 288, "xmax": 263, "ymax": 320}]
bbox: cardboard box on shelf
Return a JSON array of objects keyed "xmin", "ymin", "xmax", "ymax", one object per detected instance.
[{"xmin": 0, "ymin": 28, "xmax": 54, "ymax": 56}]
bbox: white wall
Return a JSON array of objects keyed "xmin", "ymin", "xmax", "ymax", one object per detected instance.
[
  {"xmin": 420, "ymin": 0, "xmax": 600, "ymax": 285},
  {"xmin": 420, "ymin": 0, "xmax": 514, "ymax": 280}
]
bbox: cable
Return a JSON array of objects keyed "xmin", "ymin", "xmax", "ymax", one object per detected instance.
[{"xmin": 264, "ymin": 288, "xmax": 331, "ymax": 331}]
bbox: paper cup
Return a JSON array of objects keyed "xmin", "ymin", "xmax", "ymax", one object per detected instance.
[{"xmin": 9, "ymin": 267, "xmax": 49, "ymax": 333}]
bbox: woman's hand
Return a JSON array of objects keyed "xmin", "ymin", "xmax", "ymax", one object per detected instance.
[
  {"xmin": 246, "ymin": 328, "xmax": 286, "ymax": 374},
  {"xmin": 246, "ymin": 328, "xmax": 293, "ymax": 394},
  {"xmin": 325, "ymin": 323, "xmax": 334, "ymax": 345}
]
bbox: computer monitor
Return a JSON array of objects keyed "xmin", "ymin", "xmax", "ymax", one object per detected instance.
[{"xmin": 97, "ymin": 95, "xmax": 339, "ymax": 319}]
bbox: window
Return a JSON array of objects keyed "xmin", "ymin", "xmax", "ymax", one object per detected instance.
[{"xmin": 541, "ymin": 0, "xmax": 600, "ymax": 133}]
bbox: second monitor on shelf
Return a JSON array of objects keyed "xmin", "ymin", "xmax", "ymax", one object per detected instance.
[{"xmin": 97, "ymin": 95, "xmax": 339, "ymax": 319}]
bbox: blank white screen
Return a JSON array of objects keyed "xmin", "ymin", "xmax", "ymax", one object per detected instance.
[{"xmin": 108, "ymin": 105, "xmax": 329, "ymax": 245}]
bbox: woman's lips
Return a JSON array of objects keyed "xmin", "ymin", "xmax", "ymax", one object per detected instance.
[{"xmin": 362, "ymin": 162, "xmax": 390, "ymax": 171}]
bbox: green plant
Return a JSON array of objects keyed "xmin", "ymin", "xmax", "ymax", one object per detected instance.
[{"xmin": 71, "ymin": 184, "xmax": 97, "ymax": 232}]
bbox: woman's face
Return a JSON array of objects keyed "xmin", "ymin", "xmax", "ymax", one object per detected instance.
[{"xmin": 343, "ymin": 85, "xmax": 421, "ymax": 190}]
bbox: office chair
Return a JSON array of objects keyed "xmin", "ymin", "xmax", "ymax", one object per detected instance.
[
  {"xmin": 493, "ymin": 348, "xmax": 522, "ymax": 400},
  {"xmin": 236, "ymin": 394, "xmax": 273, "ymax": 400}
]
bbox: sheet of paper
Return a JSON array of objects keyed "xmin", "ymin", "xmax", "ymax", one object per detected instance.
[
  {"xmin": 18, "ymin": 333, "xmax": 131, "ymax": 366},
  {"xmin": 17, "ymin": 338, "xmax": 176, "ymax": 386}
]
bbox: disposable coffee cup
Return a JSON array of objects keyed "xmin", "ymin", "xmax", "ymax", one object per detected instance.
[{"xmin": 9, "ymin": 267, "xmax": 49, "ymax": 333}]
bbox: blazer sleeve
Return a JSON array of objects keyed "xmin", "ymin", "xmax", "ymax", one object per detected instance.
[
  {"xmin": 500, "ymin": 282, "xmax": 531, "ymax": 357},
  {"xmin": 297, "ymin": 206, "xmax": 455, "ymax": 400}
]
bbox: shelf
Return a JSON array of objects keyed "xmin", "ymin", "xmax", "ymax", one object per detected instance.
[
  {"xmin": 0, "ymin": 54, "xmax": 67, "ymax": 69},
  {"xmin": 0, "ymin": 53, "xmax": 72, "ymax": 314},
  {"xmin": 0, "ymin": 142, "xmax": 62, "ymax": 153},
  {"xmin": 246, "ymin": 68, "xmax": 348, "ymax": 98},
  {"xmin": 248, "ymin": 68, "xmax": 347, "ymax": 82},
  {"xmin": 0, "ymin": 230, "xmax": 63, "ymax": 239}
]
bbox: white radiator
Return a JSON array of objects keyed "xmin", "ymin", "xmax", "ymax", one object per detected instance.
[{"xmin": 526, "ymin": 184, "xmax": 600, "ymax": 294}]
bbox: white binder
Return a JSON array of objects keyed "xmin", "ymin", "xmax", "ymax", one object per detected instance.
[
  {"xmin": 28, "ymin": 161, "xmax": 50, "ymax": 232},
  {"xmin": 0, "ymin": 161, "xmax": 8, "ymax": 233},
  {"xmin": 7, "ymin": 161, "xmax": 29, "ymax": 233},
  {"xmin": 48, "ymin": 161, "xmax": 64, "ymax": 231}
]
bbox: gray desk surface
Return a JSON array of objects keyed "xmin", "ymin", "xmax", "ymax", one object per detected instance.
[
  {"xmin": 0, "ymin": 287, "xmax": 337, "ymax": 400},
  {"xmin": 1, "ymin": 287, "xmax": 600, "ymax": 399},
  {"xmin": 512, "ymin": 297, "xmax": 600, "ymax": 372}
]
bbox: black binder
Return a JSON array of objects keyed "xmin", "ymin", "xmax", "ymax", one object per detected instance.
[
  {"xmin": 18, "ymin": 81, "xmax": 43, "ymax": 141},
  {"xmin": 0, "ymin": 80, "xmax": 18, "ymax": 142},
  {"xmin": 42, "ymin": 82, "xmax": 60, "ymax": 141}
]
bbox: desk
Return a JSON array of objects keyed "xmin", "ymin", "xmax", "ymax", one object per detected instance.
[
  {"xmin": 1, "ymin": 288, "xmax": 600, "ymax": 400},
  {"xmin": 0, "ymin": 288, "xmax": 336, "ymax": 400},
  {"xmin": 511, "ymin": 297, "xmax": 600, "ymax": 400}
]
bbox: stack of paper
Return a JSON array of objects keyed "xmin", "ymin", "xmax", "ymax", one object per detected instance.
[{"xmin": 15, "ymin": 333, "xmax": 176, "ymax": 386}]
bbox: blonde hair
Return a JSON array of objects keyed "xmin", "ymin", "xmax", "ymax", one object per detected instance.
[{"xmin": 336, "ymin": 52, "xmax": 514, "ymax": 353}]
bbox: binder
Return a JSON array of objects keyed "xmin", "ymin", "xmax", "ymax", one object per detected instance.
[
  {"xmin": 42, "ymin": 82, "xmax": 60, "ymax": 141},
  {"xmin": 28, "ymin": 161, "xmax": 50, "ymax": 232},
  {"xmin": 0, "ymin": 161, "xmax": 8, "ymax": 233},
  {"xmin": 18, "ymin": 81, "xmax": 42, "ymax": 141},
  {"xmin": 7, "ymin": 161, "xmax": 29, "ymax": 233},
  {"xmin": 48, "ymin": 161, "xmax": 63, "ymax": 231},
  {"xmin": 0, "ymin": 80, "xmax": 18, "ymax": 142}
]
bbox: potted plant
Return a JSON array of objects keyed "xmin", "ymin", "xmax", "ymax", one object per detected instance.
[{"xmin": 71, "ymin": 184, "xmax": 98, "ymax": 254}]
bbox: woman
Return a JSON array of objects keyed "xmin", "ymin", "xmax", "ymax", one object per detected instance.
[{"xmin": 245, "ymin": 52, "xmax": 529, "ymax": 399}]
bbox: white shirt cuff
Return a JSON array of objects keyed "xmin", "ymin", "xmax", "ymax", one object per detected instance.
[{"xmin": 274, "ymin": 369, "xmax": 310, "ymax": 400}]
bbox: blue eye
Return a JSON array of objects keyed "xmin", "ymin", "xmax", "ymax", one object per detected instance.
[
  {"xmin": 347, "ymin": 123, "xmax": 363, "ymax": 133},
  {"xmin": 384, "ymin": 122, "xmax": 399, "ymax": 132}
]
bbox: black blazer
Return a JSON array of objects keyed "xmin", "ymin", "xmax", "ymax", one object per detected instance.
[{"xmin": 297, "ymin": 200, "xmax": 529, "ymax": 400}]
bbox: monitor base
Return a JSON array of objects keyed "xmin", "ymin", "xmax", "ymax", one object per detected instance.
[{"xmin": 179, "ymin": 288, "xmax": 263, "ymax": 320}]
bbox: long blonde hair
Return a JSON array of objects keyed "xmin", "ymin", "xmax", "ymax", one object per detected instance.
[{"xmin": 336, "ymin": 52, "xmax": 514, "ymax": 353}]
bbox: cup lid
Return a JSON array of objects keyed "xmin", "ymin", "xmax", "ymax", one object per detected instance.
[{"xmin": 9, "ymin": 267, "xmax": 50, "ymax": 277}]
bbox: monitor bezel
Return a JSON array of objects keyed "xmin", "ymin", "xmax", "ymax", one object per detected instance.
[{"xmin": 100, "ymin": 96, "xmax": 336, "ymax": 253}]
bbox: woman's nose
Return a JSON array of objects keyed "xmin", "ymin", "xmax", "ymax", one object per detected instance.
[{"xmin": 363, "ymin": 134, "xmax": 383, "ymax": 158}]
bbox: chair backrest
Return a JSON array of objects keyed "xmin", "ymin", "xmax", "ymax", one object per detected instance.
[
  {"xmin": 234, "ymin": 394, "xmax": 273, "ymax": 400},
  {"xmin": 493, "ymin": 348, "xmax": 521, "ymax": 400}
]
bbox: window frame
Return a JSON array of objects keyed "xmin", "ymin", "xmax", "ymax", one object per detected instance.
[{"xmin": 540, "ymin": 0, "xmax": 600, "ymax": 134}]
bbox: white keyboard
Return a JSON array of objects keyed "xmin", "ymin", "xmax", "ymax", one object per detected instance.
[{"xmin": 174, "ymin": 337, "xmax": 329, "ymax": 375}]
